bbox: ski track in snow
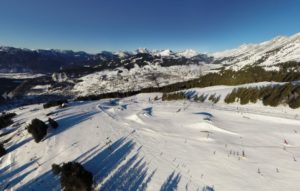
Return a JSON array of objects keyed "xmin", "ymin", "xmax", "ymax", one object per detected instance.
[{"xmin": 1, "ymin": 92, "xmax": 300, "ymax": 191}]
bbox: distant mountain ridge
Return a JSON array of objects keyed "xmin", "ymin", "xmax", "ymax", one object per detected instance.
[
  {"xmin": 1, "ymin": 32, "xmax": 300, "ymax": 73},
  {"xmin": 0, "ymin": 46, "xmax": 211, "ymax": 73},
  {"xmin": 212, "ymin": 32, "xmax": 300, "ymax": 69},
  {"xmin": 0, "ymin": 46, "xmax": 92, "ymax": 73}
]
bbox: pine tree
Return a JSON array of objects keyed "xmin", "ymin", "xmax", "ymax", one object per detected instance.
[
  {"xmin": 0, "ymin": 143, "xmax": 6, "ymax": 157},
  {"xmin": 27, "ymin": 119, "xmax": 48, "ymax": 143},
  {"xmin": 58, "ymin": 162, "xmax": 93, "ymax": 191},
  {"xmin": 48, "ymin": 118, "xmax": 59, "ymax": 129}
]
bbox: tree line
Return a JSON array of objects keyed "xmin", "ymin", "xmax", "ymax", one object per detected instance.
[
  {"xmin": 225, "ymin": 83, "xmax": 300, "ymax": 108},
  {"xmin": 76, "ymin": 61, "xmax": 300, "ymax": 101}
]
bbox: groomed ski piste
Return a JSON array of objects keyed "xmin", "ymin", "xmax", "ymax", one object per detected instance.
[{"xmin": 1, "ymin": 83, "xmax": 300, "ymax": 191}]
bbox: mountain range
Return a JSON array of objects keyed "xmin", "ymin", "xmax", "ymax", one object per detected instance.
[
  {"xmin": 1, "ymin": 33, "xmax": 300, "ymax": 105},
  {"xmin": 0, "ymin": 47, "xmax": 211, "ymax": 73},
  {"xmin": 1, "ymin": 33, "xmax": 300, "ymax": 74}
]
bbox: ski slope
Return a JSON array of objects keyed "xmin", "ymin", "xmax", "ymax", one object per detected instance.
[{"xmin": 1, "ymin": 90, "xmax": 300, "ymax": 191}]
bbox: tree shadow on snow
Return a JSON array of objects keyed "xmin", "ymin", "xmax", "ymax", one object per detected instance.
[
  {"xmin": 184, "ymin": 90, "xmax": 197, "ymax": 99},
  {"xmin": 7, "ymin": 134, "xmax": 215, "ymax": 191},
  {"xmin": 16, "ymin": 137, "xmax": 156, "ymax": 191},
  {"xmin": 99, "ymin": 154, "xmax": 156, "ymax": 191},
  {"xmin": 46, "ymin": 111, "xmax": 98, "ymax": 139},
  {"xmin": 6, "ymin": 137, "xmax": 32, "ymax": 153},
  {"xmin": 76, "ymin": 137, "xmax": 156, "ymax": 190},
  {"xmin": 0, "ymin": 159, "xmax": 38, "ymax": 190},
  {"xmin": 14, "ymin": 170, "xmax": 60, "ymax": 191},
  {"xmin": 159, "ymin": 171, "xmax": 181, "ymax": 191},
  {"xmin": 0, "ymin": 165, "xmax": 11, "ymax": 175},
  {"xmin": 0, "ymin": 127, "xmax": 18, "ymax": 138}
]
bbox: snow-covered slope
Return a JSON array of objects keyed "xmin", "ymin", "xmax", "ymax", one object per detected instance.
[
  {"xmin": 73, "ymin": 64, "xmax": 212, "ymax": 96},
  {"xmin": 1, "ymin": 86, "xmax": 300, "ymax": 190},
  {"xmin": 213, "ymin": 33, "xmax": 300, "ymax": 69},
  {"xmin": 135, "ymin": 48, "xmax": 199, "ymax": 58},
  {"xmin": 153, "ymin": 49, "xmax": 174, "ymax": 57},
  {"xmin": 177, "ymin": 49, "xmax": 198, "ymax": 58}
]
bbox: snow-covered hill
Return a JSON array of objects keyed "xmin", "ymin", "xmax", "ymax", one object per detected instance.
[
  {"xmin": 1, "ymin": 84, "xmax": 300, "ymax": 190},
  {"xmin": 212, "ymin": 33, "xmax": 300, "ymax": 70},
  {"xmin": 73, "ymin": 64, "xmax": 213, "ymax": 96}
]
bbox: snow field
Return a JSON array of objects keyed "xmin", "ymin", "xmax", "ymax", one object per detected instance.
[{"xmin": 0, "ymin": 90, "xmax": 300, "ymax": 190}]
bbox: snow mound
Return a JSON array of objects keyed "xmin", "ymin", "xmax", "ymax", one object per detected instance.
[
  {"xmin": 188, "ymin": 122, "xmax": 238, "ymax": 136},
  {"xmin": 126, "ymin": 114, "xmax": 145, "ymax": 125}
]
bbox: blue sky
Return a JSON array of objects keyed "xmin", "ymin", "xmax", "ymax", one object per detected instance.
[{"xmin": 0, "ymin": 0, "xmax": 299, "ymax": 53}]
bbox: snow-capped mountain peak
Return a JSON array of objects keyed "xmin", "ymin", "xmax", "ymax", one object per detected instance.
[
  {"xmin": 153, "ymin": 49, "xmax": 174, "ymax": 57},
  {"xmin": 114, "ymin": 50, "xmax": 134, "ymax": 58},
  {"xmin": 212, "ymin": 32, "xmax": 300, "ymax": 69},
  {"xmin": 177, "ymin": 49, "xmax": 198, "ymax": 58},
  {"xmin": 135, "ymin": 48, "xmax": 152, "ymax": 54}
]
